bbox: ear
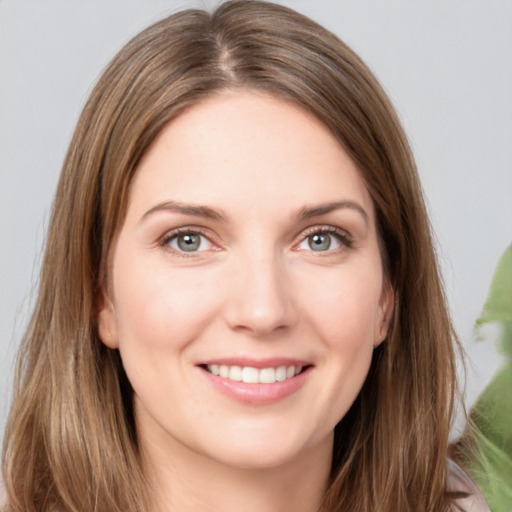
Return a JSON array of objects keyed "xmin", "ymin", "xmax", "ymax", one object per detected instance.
[
  {"xmin": 97, "ymin": 286, "xmax": 119, "ymax": 349},
  {"xmin": 374, "ymin": 280, "xmax": 395, "ymax": 348}
]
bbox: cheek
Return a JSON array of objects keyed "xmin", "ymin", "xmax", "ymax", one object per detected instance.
[
  {"xmin": 297, "ymin": 264, "xmax": 383, "ymax": 344},
  {"xmin": 295, "ymin": 265, "xmax": 382, "ymax": 416},
  {"xmin": 111, "ymin": 254, "xmax": 223, "ymax": 351},
  {"xmin": 110, "ymin": 256, "xmax": 225, "ymax": 408},
  {"xmin": 319, "ymin": 278, "xmax": 378, "ymax": 382}
]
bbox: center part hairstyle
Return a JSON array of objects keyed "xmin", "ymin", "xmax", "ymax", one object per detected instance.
[{"xmin": 2, "ymin": 1, "xmax": 460, "ymax": 511}]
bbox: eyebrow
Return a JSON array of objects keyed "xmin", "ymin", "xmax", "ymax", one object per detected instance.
[
  {"xmin": 140, "ymin": 201, "xmax": 226, "ymax": 223},
  {"xmin": 293, "ymin": 200, "xmax": 369, "ymax": 225},
  {"xmin": 140, "ymin": 199, "xmax": 368, "ymax": 225}
]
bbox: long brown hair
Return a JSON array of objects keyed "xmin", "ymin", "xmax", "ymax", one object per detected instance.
[{"xmin": 2, "ymin": 1, "xmax": 461, "ymax": 510}]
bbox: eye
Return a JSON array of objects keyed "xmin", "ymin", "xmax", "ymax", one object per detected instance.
[
  {"xmin": 304, "ymin": 232, "xmax": 339, "ymax": 251},
  {"xmin": 296, "ymin": 227, "xmax": 351, "ymax": 252},
  {"xmin": 162, "ymin": 230, "xmax": 214, "ymax": 253}
]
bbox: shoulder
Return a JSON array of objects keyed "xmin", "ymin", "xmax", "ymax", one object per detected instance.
[{"xmin": 447, "ymin": 459, "xmax": 490, "ymax": 512}]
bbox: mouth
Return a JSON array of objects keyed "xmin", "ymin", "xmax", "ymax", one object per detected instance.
[
  {"xmin": 202, "ymin": 363, "xmax": 306, "ymax": 384},
  {"xmin": 197, "ymin": 359, "xmax": 313, "ymax": 405}
]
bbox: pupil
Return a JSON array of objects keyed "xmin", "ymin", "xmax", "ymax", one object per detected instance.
[
  {"xmin": 178, "ymin": 234, "xmax": 200, "ymax": 251},
  {"xmin": 309, "ymin": 233, "xmax": 331, "ymax": 251}
]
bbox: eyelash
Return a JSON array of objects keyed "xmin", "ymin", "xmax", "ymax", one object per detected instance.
[
  {"xmin": 297, "ymin": 225, "xmax": 353, "ymax": 251},
  {"xmin": 159, "ymin": 227, "xmax": 214, "ymax": 258},
  {"xmin": 158, "ymin": 225, "xmax": 353, "ymax": 257}
]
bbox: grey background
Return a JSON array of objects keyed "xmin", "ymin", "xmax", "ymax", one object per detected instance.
[{"xmin": 1, "ymin": 0, "xmax": 511, "ymax": 436}]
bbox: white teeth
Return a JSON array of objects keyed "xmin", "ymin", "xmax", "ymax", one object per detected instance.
[
  {"xmin": 259, "ymin": 367, "xmax": 276, "ymax": 384},
  {"xmin": 229, "ymin": 366, "xmax": 242, "ymax": 381},
  {"xmin": 206, "ymin": 364, "xmax": 303, "ymax": 384},
  {"xmin": 242, "ymin": 367, "xmax": 259, "ymax": 383},
  {"xmin": 275, "ymin": 366, "xmax": 287, "ymax": 381}
]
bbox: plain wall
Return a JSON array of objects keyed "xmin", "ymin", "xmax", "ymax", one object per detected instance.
[{"xmin": 1, "ymin": 0, "xmax": 511, "ymax": 436}]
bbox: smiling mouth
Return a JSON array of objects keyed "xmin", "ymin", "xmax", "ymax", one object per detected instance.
[{"xmin": 203, "ymin": 364, "xmax": 307, "ymax": 384}]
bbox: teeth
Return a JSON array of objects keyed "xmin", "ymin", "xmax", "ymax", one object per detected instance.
[
  {"xmin": 242, "ymin": 367, "xmax": 259, "ymax": 383},
  {"xmin": 206, "ymin": 364, "xmax": 303, "ymax": 384},
  {"xmin": 275, "ymin": 366, "xmax": 287, "ymax": 381},
  {"xmin": 259, "ymin": 367, "xmax": 276, "ymax": 384},
  {"xmin": 229, "ymin": 366, "xmax": 242, "ymax": 381}
]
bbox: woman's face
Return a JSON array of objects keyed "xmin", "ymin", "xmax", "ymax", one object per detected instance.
[{"xmin": 98, "ymin": 91, "xmax": 393, "ymax": 471}]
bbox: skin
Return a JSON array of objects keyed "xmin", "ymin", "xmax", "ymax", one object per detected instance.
[{"xmin": 98, "ymin": 90, "xmax": 393, "ymax": 512}]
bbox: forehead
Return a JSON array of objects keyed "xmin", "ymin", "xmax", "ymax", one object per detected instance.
[{"xmin": 127, "ymin": 90, "xmax": 374, "ymax": 223}]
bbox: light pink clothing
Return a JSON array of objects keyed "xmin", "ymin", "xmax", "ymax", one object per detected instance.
[{"xmin": 447, "ymin": 459, "xmax": 490, "ymax": 511}]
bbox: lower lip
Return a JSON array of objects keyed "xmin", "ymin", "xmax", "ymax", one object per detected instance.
[{"xmin": 199, "ymin": 366, "xmax": 312, "ymax": 405}]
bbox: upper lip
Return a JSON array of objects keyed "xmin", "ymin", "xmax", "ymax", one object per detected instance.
[{"xmin": 197, "ymin": 357, "xmax": 312, "ymax": 369}]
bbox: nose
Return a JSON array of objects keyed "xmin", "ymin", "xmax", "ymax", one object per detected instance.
[{"xmin": 223, "ymin": 250, "xmax": 297, "ymax": 337}]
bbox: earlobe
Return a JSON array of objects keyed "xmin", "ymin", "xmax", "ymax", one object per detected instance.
[
  {"xmin": 375, "ymin": 281, "xmax": 395, "ymax": 347},
  {"xmin": 97, "ymin": 288, "xmax": 118, "ymax": 349}
]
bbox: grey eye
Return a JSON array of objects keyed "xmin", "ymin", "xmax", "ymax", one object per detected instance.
[
  {"xmin": 307, "ymin": 233, "xmax": 332, "ymax": 251},
  {"xmin": 177, "ymin": 234, "xmax": 201, "ymax": 251},
  {"xmin": 166, "ymin": 232, "xmax": 213, "ymax": 253},
  {"xmin": 297, "ymin": 229, "xmax": 345, "ymax": 253}
]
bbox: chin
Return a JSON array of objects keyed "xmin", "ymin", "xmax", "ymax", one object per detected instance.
[
  {"xmin": 208, "ymin": 444, "xmax": 305, "ymax": 471},
  {"xmin": 197, "ymin": 425, "xmax": 330, "ymax": 472}
]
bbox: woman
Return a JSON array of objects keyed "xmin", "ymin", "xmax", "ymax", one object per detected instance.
[{"xmin": 1, "ymin": 1, "xmax": 488, "ymax": 511}]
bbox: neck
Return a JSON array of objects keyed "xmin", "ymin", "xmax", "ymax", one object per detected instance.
[{"xmin": 142, "ymin": 431, "xmax": 332, "ymax": 512}]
